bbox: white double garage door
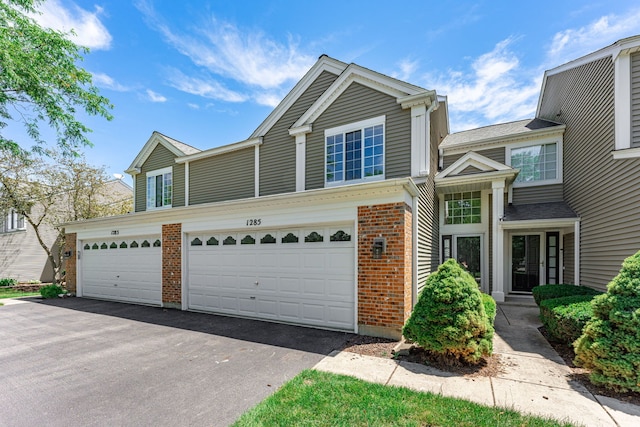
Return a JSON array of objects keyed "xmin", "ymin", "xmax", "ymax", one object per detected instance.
[{"xmin": 81, "ymin": 224, "xmax": 355, "ymax": 331}]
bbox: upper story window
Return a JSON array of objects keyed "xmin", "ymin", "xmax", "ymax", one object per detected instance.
[
  {"xmin": 444, "ymin": 191, "xmax": 481, "ymax": 225},
  {"xmin": 506, "ymin": 139, "xmax": 562, "ymax": 186},
  {"xmin": 325, "ymin": 116, "xmax": 385, "ymax": 186},
  {"xmin": 1, "ymin": 209, "xmax": 25, "ymax": 233},
  {"xmin": 146, "ymin": 167, "xmax": 172, "ymax": 210}
]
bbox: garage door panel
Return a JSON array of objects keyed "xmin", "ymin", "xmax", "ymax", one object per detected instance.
[{"xmin": 279, "ymin": 277, "xmax": 301, "ymax": 295}]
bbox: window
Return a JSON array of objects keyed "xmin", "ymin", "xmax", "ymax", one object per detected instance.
[
  {"xmin": 444, "ymin": 192, "xmax": 481, "ymax": 225},
  {"xmin": 1, "ymin": 209, "xmax": 25, "ymax": 233},
  {"xmin": 146, "ymin": 167, "xmax": 172, "ymax": 209},
  {"xmin": 325, "ymin": 116, "xmax": 385, "ymax": 186},
  {"xmin": 510, "ymin": 143, "xmax": 557, "ymax": 184}
]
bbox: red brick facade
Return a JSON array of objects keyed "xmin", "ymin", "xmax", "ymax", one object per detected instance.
[
  {"xmin": 357, "ymin": 202, "xmax": 413, "ymax": 339},
  {"xmin": 162, "ymin": 223, "xmax": 182, "ymax": 307},
  {"xmin": 64, "ymin": 232, "xmax": 77, "ymax": 292}
]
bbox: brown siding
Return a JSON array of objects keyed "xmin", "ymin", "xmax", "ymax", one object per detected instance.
[
  {"xmin": 539, "ymin": 56, "xmax": 640, "ymax": 290},
  {"xmin": 188, "ymin": 148, "xmax": 255, "ymax": 205},
  {"xmin": 135, "ymin": 144, "xmax": 178, "ymax": 212},
  {"xmin": 563, "ymin": 233, "xmax": 575, "ymax": 284},
  {"xmin": 512, "ymin": 184, "xmax": 564, "ymax": 205},
  {"xmin": 442, "ymin": 146, "xmax": 506, "ymax": 170},
  {"xmin": 305, "ymin": 82, "xmax": 412, "ymax": 190},
  {"xmin": 260, "ymin": 71, "xmax": 338, "ymax": 196},
  {"xmin": 632, "ymin": 52, "xmax": 640, "ymax": 147}
]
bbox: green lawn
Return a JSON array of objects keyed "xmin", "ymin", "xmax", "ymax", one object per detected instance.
[
  {"xmin": 233, "ymin": 370, "xmax": 576, "ymax": 427},
  {"xmin": 0, "ymin": 288, "xmax": 40, "ymax": 299}
]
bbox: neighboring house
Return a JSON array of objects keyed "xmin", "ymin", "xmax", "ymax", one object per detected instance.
[
  {"xmin": 64, "ymin": 55, "xmax": 449, "ymax": 339},
  {"xmin": 63, "ymin": 36, "xmax": 640, "ymax": 338},
  {"xmin": 0, "ymin": 179, "xmax": 133, "ymax": 283}
]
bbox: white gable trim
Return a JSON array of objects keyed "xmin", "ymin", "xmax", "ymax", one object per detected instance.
[
  {"xmin": 175, "ymin": 137, "xmax": 262, "ymax": 163},
  {"xmin": 438, "ymin": 151, "xmax": 512, "ymax": 179},
  {"xmin": 125, "ymin": 132, "xmax": 186, "ymax": 175},
  {"xmin": 249, "ymin": 56, "xmax": 347, "ymax": 138},
  {"xmin": 290, "ymin": 64, "xmax": 430, "ymax": 132}
]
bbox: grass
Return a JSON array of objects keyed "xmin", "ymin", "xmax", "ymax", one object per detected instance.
[
  {"xmin": 233, "ymin": 370, "xmax": 576, "ymax": 427},
  {"xmin": 0, "ymin": 287, "xmax": 40, "ymax": 299}
]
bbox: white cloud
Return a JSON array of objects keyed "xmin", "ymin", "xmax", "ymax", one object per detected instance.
[
  {"xmin": 187, "ymin": 103, "xmax": 200, "ymax": 110},
  {"xmin": 92, "ymin": 72, "xmax": 129, "ymax": 92},
  {"xmin": 546, "ymin": 9, "xmax": 640, "ymax": 65},
  {"xmin": 146, "ymin": 89, "xmax": 167, "ymax": 103},
  {"xmin": 391, "ymin": 59, "xmax": 419, "ymax": 81},
  {"xmin": 136, "ymin": 0, "xmax": 315, "ymax": 98},
  {"xmin": 32, "ymin": 0, "xmax": 112, "ymax": 50},
  {"xmin": 424, "ymin": 38, "xmax": 540, "ymax": 132},
  {"xmin": 253, "ymin": 91, "xmax": 285, "ymax": 108},
  {"xmin": 166, "ymin": 69, "xmax": 248, "ymax": 103}
]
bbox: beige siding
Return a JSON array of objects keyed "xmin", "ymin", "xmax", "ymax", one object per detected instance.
[
  {"xmin": 632, "ymin": 53, "xmax": 640, "ymax": 148},
  {"xmin": 458, "ymin": 165, "xmax": 483, "ymax": 176},
  {"xmin": 306, "ymin": 82, "xmax": 412, "ymax": 189},
  {"xmin": 260, "ymin": 71, "xmax": 338, "ymax": 196},
  {"xmin": 442, "ymin": 146, "xmax": 506, "ymax": 170},
  {"xmin": 563, "ymin": 233, "xmax": 575, "ymax": 284},
  {"xmin": 512, "ymin": 184, "xmax": 563, "ymax": 205},
  {"xmin": 189, "ymin": 148, "xmax": 255, "ymax": 205},
  {"xmin": 539, "ymin": 56, "xmax": 640, "ymax": 290},
  {"xmin": 173, "ymin": 164, "xmax": 185, "ymax": 208},
  {"xmin": 135, "ymin": 144, "xmax": 178, "ymax": 212}
]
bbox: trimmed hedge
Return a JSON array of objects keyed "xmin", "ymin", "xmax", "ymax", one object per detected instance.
[
  {"xmin": 539, "ymin": 295, "xmax": 597, "ymax": 344},
  {"xmin": 403, "ymin": 259, "xmax": 493, "ymax": 364},
  {"xmin": 40, "ymin": 284, "xmax": 65, "ymax": 299},
  {"xmin": 532, "ymin": 284, "xmax": 601, "ymax": 305},
  {"xmin": 0, "ymin": 278, "xmax": 18, "ymax": 287}
]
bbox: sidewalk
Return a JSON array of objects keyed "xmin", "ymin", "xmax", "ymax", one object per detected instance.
[{"xmin": 314, "ymin": 302, "xmax": 640, "ymax": 427}]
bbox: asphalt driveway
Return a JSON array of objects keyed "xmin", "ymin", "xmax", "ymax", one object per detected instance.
[{"xmin": 0, "ymin": 297, "xmax": 352, "ymax": 426}]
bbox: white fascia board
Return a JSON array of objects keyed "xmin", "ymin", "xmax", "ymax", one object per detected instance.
[
  {"xmin": 500, "ymin": 218, "xmax": 579, "ymax": 230},
  {"xmin": 441, "ymin": 126, "xmax": 565, "ymax": 156},
  {"xmin": 126, "ymin": 132, "xmax": 186, "ymax": 174},
  {"xmin": 64, "ymin": 178, "xmax": 417, "ymax": 232},
  {"xmin": 175, "ymin": 137, "xmax": 263, "ymax": 163},
  {"xmin": 439, "ymin": 151, "xmax": 512, "ymax": 179},
  {"xmin": 291, "ymin": 64, "xmax": 428, "ymax": 130},
  {"xmin": 435, "ymin": 169, "xmax": 518, "ymax": 189},
  {"xmin": 250, "ymin": 56, "xmax": 347, "ymax": 139}
]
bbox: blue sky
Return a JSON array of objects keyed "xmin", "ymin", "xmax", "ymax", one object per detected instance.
[{"xmin": 10, "ymin": 0, "xmax": 640, "ymax": 183}]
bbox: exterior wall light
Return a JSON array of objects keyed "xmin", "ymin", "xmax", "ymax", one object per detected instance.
[{"xmin": 372, "ymin": 237, "xmax": 386, "ymax": 259}]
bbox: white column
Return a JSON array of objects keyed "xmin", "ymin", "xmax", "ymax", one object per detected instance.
[
  {"xmin": 574, "ymin": 220, "xmax": 581, "ymax": 286},
  {"xmin": 614, "ymin": 53, "xmax": 631, "ymax": 150},
  {"xmin": 491, "ymin": 180, "xmax": 506, "ymax": 302},
  {"xmin": 410, "ymin": 104, "xmax": 428, "ymax": 176},
  {"xmin": 294, "ymin": 134, "xmax": 306, "ymax": 192},
  {"xmin": 254, "ymin": 145, "xmax": 260, "ymax": 197},
  {"xmin": 184, "ymin": 161, "xmax": 190, "ymax": 206}
]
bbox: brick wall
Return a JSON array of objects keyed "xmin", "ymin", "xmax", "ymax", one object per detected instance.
[
  {"xmin": 357, "ymin": 202, "xmax": 413, "ymax": 339},
  {"xmin": 64, "ymin": 232, "xmax": 77, "ymax": 292},
  {"xmin": 162, "ymin": 223, "xmax": 182, "ymax": 307}
]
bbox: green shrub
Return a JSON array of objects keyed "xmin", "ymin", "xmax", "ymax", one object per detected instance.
[
  {"xmin": 481, "ymin": 293, "xmax": 497, "ymax": 326},
  {"xmin": 539, "ymin": 295, "xmax": 596, "ymax": 344},
  {"xmin": 403, "ymin": 259, "xmax": 493, "ymax": 364},
  {"xmin": 40, "ymin": 284, "xmax": 65, "ymax": 299},
  {"xmin": 574, "ymin": 250, "xmax": 640, "ymax": 392},
  {"xmin": 532, "ymin": 284, "xmax": 601, "ymax": 305},
  {"xmin": 0, "ymin": 278, "xmax": 18, "ymax": 287}
]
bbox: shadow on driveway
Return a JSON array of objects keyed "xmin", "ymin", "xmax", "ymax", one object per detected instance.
[{"xmin": 33, "ymin": 296, "xmax": 353, "ymax": 355}]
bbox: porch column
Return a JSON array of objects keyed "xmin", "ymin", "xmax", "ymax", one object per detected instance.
[{"xmin": 491, "ymin": 180, "xmax": 505, "ymax": 302}]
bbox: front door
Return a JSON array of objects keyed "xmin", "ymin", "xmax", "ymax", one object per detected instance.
[
  {"xmin": 511, "ymin": 234, "xmax": 541, "ymax": 292},
  {"xmin": 443, "ymin": 235, "xmax": 482, "ymax": 288}
]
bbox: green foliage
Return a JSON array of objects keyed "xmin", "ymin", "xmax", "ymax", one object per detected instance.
[
  {"xmin": 539, "ymin": 295, "xmax": 596, "ymax": 344},
  {"xmin": 574, "ymin": 250, "xmax": 640, "ymax": 392},
  {"xmin": 39, "ymin": 284, "xmax": 64, "ymax": 299},
  {"xmin": 0, "ymin": 0, "xmax": 112, "ymax": 155},
  {"xmin": 403, "ymin": 259, "xmax": 493, "ymax": 364},
  {"xmin": 0, "ymin": 278, "xmax": 18, "ymax": 287},
  {"xmin": 532, "ymin": 284, "xmax": 601, "ymax": 305},
  {"xmin": 481, "ymin": 293, "xmax": 497, "ymax": 326}
]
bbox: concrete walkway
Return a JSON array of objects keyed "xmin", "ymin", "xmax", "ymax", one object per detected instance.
[{"xmin": 314, "ymin": 302, "xmax": 640, "ymax": 427}]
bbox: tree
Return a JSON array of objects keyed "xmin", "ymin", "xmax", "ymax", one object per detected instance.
[
  {"xmin": 0, "ymin": 149, "xmax": 132, "ymax": 283},
  {"xmin": 0, "ymin": 0, "xmax": 112, "ymax": 156}
]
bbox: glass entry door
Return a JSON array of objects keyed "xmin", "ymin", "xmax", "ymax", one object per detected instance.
[
  {"xmin": 511, "ymin": 235, "xmax": 541, "ymax": 292},
  {"xmin": 443, "ymin": 235, "xmax": 482, "ymax": 287}
]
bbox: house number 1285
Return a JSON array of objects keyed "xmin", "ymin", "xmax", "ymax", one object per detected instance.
[{"xmin": 246, "ymin": 219, "xmax": 262, "ymax": 226}]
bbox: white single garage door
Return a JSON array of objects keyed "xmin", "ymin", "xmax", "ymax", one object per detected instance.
[
  {"xmin": 187, "ymin": 225, "xmax": 355, "ymax": 331},
  {"xmin": 81, "ymin": 236, "xmax": 162, "ymax": 306}
]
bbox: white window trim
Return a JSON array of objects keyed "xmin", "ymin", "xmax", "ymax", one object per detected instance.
[
  {"xmin": 1, "ymin": 209, "xmax": 26, "ymax": 233},
  {"xmin": 505, "ymin": 137, "xmax": 563, "ymax": 188},
  {"xmin": 613, "ymin": 50, "xmax": 640, "ymax": 158},
  {"xmin": 324, "ymin": 115, "xmax": 386, "ymax": 187},
  {"xmin": 146, "ymin": 166, "xmax": 173, "ymax": 210}
]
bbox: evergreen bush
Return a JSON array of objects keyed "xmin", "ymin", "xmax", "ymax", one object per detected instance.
[
  {"xmin": 403, "ymin": 259, "xmax": 493, "ymax": 364},
  {"xmin": 574, "ymin": 251, "xmax": 640, "ymax": 392},
  {"xmin": 532, "ymin": 284, "xmax": 601, "ymax": 305},
  {"xmin": 0, "ymin": 278, "xmax": 18, "ymax": 287},
  {"xmin": 539, "ymin": 295, "xmax": 596, "ymax": 344},
  {"xmin": 40, "ymin": 284, "xmax": 65, "ymax": 299},
  {"xmin": 481, "ymin": 293, "xmax": 497, "ymax": 326}
]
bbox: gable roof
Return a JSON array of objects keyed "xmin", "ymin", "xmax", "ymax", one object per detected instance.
[
  {"xmin": 125, "ymin": 131, "xmax": 201, "ymax": 174},
  {"xmin": 440, "ymin": 118, "xmax": 564, "ymax": 152},
  {"xmin": 249, "ymin": 55, "xmax": 348, "ymax": 138},
  {"xmin": 438, "ymin": 151, "xmax": 513, "ymax": 179},
  {"xmin": 435, "ymin": 151, "xmax": 518, "ymax": 191},
  {"xmin": 290, "ymin": 62, "xmax": 436, "ymax": 133}
]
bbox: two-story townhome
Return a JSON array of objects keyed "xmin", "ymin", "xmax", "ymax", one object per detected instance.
[{"xmin": 63, "ymin": 55, "xmax": 449, "ymax": 339}]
